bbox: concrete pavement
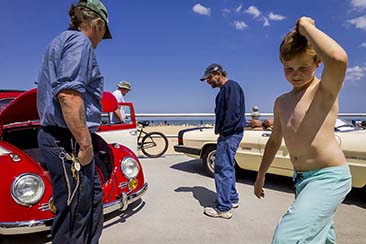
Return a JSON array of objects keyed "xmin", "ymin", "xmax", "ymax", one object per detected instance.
[
  {"xmin": 1, "ymin": 155, "xmax": 365, "ymax": 244},
  {"xmin": 101, "ymin": 155, "xmax": 365, "ymax": 244}
]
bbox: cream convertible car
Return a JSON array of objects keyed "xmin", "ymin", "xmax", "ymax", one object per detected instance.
[{"xmin": 174, "ymin": 119, "xmax": 366, "ymax": 188}]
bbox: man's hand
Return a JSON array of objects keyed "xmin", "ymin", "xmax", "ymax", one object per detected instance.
[
  {"xmin": 254, "ymin": 175, "xmax": 265, "ymax": 199},
  {"xmin": 78, "ymin": 144, "xmax": 94, "ymax": 166}
]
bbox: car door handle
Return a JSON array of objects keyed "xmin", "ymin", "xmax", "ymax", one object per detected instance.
[{"xmin": 261, "ymin": 133, "xmax": 271, "ymax": 137}]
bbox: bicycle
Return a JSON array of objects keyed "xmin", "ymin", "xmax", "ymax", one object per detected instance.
[{"xmin": 137, "ymin": 120, "xmax": 169, "ymax": 158}]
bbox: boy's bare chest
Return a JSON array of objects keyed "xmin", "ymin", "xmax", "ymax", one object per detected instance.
[
  {"xmin": 279, "ymin": 85, "xmax": 337, "ymax": 136},
  {"xmin": 279, "ymin": 89, "xmax": 317, "ymax": 133}
]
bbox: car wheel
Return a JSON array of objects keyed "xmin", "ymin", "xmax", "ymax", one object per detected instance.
[{"xmin": 202, "ymin": 145, "xmax": 216, "ymax": 177}]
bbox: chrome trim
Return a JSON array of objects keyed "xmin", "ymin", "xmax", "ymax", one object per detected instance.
[
  {"xmin": 10, "ymin": 153, "xmax": 21, "ymax": 162},
  {"xmin": 174, "ymin": 145, "xmax": 201, "ymax": 156},
  {"xmin": 0, "ymin": 218, "xmax": 53, "ymax": 235},
  {"xmin": 119, "ymin": 182, "xmax": 128, "ymax": 189},
  {"xmin": 0, "ymin": 182, "xmax": 148, "ymax": 235},
  {"xmin": 103, "ymin": 182, "xmax": 148, "ymax": 214},
  {"xmin": 38, "ymin": 202, "xmax": 50, "ymax": 211}
]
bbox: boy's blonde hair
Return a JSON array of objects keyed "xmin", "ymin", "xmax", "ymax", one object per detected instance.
[{"xmin": 279, "ymin": 30, "xmax": 319, "ymax": 63}]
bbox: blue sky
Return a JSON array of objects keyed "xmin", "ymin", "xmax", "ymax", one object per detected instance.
[{"xmin": 0, "ymin": 0, "xmax": 365, "ymax": 113}]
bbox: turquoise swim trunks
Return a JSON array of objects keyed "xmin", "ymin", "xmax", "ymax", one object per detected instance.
[{"xmin": 272, "ymin": 164, "xmax": 352, "ymax": 244}]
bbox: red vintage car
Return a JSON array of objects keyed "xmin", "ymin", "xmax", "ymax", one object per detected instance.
[
  {"xmin": 0, "ymin": 90, "xmax": 24, "ymax": 112},
  {"xmin": 0, "ymin": 88, "xmax": 148, "ymax": 235}
]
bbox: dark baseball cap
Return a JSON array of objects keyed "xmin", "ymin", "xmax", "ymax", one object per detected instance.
[
  {"xmin": 77, "ymin": 0, "xmax": 112, "ymax": 39},
  {"xmin": 200, "ymin": 64, "xmax": 224, "ymax": 81}
]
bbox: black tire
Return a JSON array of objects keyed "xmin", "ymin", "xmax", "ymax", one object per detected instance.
[
  {"xmin": 141, "ymin": 132, "xmax": 169, "ymax": 158},
  {"xmin": 202, "ymin": 145, "xmax": 216, "ymax": 177}
]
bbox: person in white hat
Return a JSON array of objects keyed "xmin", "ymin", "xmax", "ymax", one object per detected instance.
[{"xmin": 111, "ymin": 80, "xmax": 131, "ymax": 123}]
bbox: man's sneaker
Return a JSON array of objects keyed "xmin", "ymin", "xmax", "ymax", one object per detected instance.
[
  {"xmin": 232, "ymin": 203, "xmax": 239, "ymax": 209},
  {"xmin": 204, "ymin": 207, "xmax": 232, "ymax": 219}
]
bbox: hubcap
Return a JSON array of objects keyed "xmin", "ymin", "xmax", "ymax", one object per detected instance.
[{"xmin": 207, "ymin": 150, "xmax": 216, "ymax": 173}]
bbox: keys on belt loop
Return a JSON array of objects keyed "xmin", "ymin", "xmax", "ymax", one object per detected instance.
[
  {"xmin": 58, "ymin": 139, "xmax": 82, "ymax": 206},
  {"xmin": 66, "ymin": 153, "xmax": 81, "ymax": 178},
  {"xmin": 69, "ymin": 138, "xmax": 81, "ymax": 178}
]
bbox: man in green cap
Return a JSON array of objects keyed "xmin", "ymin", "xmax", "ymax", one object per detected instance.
[{"xmin": 37, "ymin": 0, "xmax": 111, "ymax": 243}]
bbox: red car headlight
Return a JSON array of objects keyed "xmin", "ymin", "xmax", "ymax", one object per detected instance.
[
  {"xmin": 120, "ymin": 157, "xmax": 140, "ymax": 179},
  {"xmin": 11, "ymin": 173, "xmax": 45, "ymax": 206}
]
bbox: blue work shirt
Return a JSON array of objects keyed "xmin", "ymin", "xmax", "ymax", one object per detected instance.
[
  {"xmin": 215, "ymin": 80, "xmax": 246, "ymax": 137},
  {"xmin": 37, "ymin": 30, "xmax": 104, "ymax": 133}
]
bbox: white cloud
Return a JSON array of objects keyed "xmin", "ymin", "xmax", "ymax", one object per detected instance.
[
  {"xmin": 233, "ymin": 20, "xmax": 248, "ymax": 30},
  {"xmin": 361, "ymin": 42, "xmax": 366, "ymax": 47},
  {"xmin": 193, "ymin": 3, "xmax": 211, "ymax": 16},
  {"xmin": 243, "ymin": 6, "xmax": 285, "ymax": 27},
  {"xmin": 263, "ymin": 17, "xmax": 270, "ymax": 27},
  {"xmin": 347, "ymin": 16, "xmax": 366, "ymax": 30},
  {"xmin": 268, "ymin": 12, "xmax": 286, "ymax": 21},
  {"xmin": 245, "ymin": 6, "xmax": 261, "ymax": 18},
  {"xmin": 221, "ymin": 8, "xmax": 231, "ymax": 16},
  {"xmin": 346, "ymin": 66, "xmax": 366, "ymax": 81},
  {"xmin": 235, "ymin": 4, "xmax": 243, "ymax": 13},
  {"xmin": 351, "ymin": 0, "xmax": 366, "ymax": 9}
]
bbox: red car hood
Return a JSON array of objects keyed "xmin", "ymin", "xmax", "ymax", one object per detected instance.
[
  {"xmin": 0, "ymin": 88, "xmax": 118, "ymax": 128},
  {"xmin": 0, "ymin": 88, "xmax": 39, "ymax": 127}
]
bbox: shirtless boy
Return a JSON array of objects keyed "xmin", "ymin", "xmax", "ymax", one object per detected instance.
[{"xmin": 254, "ymin": 17, "xmax": 352, "ymax": 244}]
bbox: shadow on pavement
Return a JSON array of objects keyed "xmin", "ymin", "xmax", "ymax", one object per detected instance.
[
  {"xmin": 171, "ymin": 158, "xmax": 294, "ymax": 194},
  {"xmin": 175, "ymin": 186, "xmax": 217, "ymax": 207},
  {"xmin": 343, "ymin": 188, "xmax": 366, "ymax": 209},
  {"xmin": 103, "ymin": 199, "xmax": 146, "ymax": 229},
  {"xmin": 237, "ymin": 169, "xmax": 295, "ymax": 194},
  {"xmin": 0, "ymin": 230, "xmax": 51, "ymax": 244},
  {"xmin": 170, "ymin": 159, "xmax": 211, "ymax": 177},
  {"xmin": 171, "ymin": 158, "xmax": 365, "ymax": 208}
]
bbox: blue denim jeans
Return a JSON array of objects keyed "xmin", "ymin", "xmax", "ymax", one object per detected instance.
[
  {"xmin": 38, "ymin": 127, "xmax": 103, "ymax": 244},
  {"xmin": 214, "ymin": 133, "xmax": 243, "ymax": 212}
]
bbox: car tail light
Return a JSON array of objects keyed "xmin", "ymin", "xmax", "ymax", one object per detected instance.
[{"xmin": 178, "ymin": 137, "xmax": 183, "ymax": 145}]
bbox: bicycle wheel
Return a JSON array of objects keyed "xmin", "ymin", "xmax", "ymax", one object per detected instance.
[{"xmin": 141, "ymin": 132, "xmax": 169, "ymax": 158}]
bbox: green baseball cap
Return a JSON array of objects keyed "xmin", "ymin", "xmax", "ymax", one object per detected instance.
[{"xmin": 77, "ymin": 0, "xmax": 112, "ymax": 39}]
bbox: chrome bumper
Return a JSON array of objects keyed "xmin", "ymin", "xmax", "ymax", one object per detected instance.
[
  {"xmin": 0, "ymin": 182, "xmax": 148, "ymax": 235},
  {"xmin": 174, "ymin": 145, "xmax": 201, "ymax": 156},
  {"xmin": 103, "ymin": 182, "xmax": 148, "ymax": 214},
  {"xmin": 0, "ymin": 218, "xmax": 53, "ymax": 235}
]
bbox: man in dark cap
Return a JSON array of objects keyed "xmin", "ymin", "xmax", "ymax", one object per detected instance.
[
  {"xmin": 201, "ymin": 64, "xmax": 246, "ymax": 219},
  {"xmin": 37, "ymin": 0, "xmax": 111, "ymax": 243}
]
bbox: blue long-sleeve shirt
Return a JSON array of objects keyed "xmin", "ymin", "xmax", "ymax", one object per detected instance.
[
  {"xmin": 215, "ymin": 80, "xmax": 245, "ymax": 137},
  {"xmin": 37, "ymin": 30, "xmax": 104, "ymax": 133}
]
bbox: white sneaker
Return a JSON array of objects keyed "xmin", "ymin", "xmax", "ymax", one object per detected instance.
[
  {"xmin": 232, "ymin": 203, "xmax": 239, "ymax": 209},
  {"xmin": 204, "ymin": 207, "xmax": 232, "ymax": 219}
]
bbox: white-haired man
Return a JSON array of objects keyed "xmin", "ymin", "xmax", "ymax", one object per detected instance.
[{"xmin": 111, "ymin": 80, "xmax": 131, "ymax": 123}]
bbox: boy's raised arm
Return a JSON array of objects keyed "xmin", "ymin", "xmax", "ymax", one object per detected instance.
[{"xmin": 297, "ymin": 17, "xmax": 348, "ymax": 94}]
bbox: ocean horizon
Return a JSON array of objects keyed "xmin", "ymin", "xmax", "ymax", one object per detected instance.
[
  {"xmin": 137, "ymin": 118, "xmax": 215, "ymax": 126},
  {"xmin": 135, "ymin": 117, "xmax": 366, "ymax": 127}
]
